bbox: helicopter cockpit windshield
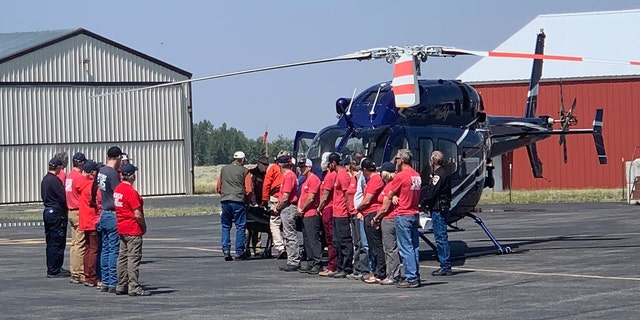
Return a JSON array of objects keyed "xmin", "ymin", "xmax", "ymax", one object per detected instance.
[{"xmin": 306, "ymin": 126, "xmax": 407, "ymax": 168}]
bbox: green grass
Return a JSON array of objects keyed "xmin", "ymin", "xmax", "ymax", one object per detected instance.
[
  {"xmin": 479, "ymin": 188, "xmax": 625, "ymax": 204},
  {"xmin": 194, "ymin": 166, "xmax": 221, "ymax": 194},
  {"xmin": 0, "ymin": 206, "xmax": 222, "ymax": 222}
]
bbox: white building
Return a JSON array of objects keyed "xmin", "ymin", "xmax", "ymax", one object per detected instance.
[{"xmin": 0, "ymin": 28, "xmax": 194, "ymax": 203}]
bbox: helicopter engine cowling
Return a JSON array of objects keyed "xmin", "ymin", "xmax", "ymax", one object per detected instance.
[{"xmin": 339, "ymin": 79, "xmax": 483, "ymax": 128}]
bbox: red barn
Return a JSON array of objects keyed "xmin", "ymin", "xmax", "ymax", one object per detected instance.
[{"xmin": 458, "ymin": 10, "xmax": 640, "ymax": 190}]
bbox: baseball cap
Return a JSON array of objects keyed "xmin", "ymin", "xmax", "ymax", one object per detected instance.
[
  {"xmin": 83, "ymin": 160, "xmax": 101, "ymax": 173},
  {"xmin": 107, "ymin": 146, "xmax": 123, "ymax": 158},
  {"xmin": 256, "ymin": 155, "xmax": 269, "ymax": 165},
  {"xmin": 377, "ymin": 161, "xmax": 396, "ymax": 173},
  {"xmin": 340, "ymin": 155, "xmax": 352, "ymax": 166},
  {"xmin": 121, "ymin": 153, "xmax": 131, "ymax": 161},
  {"xmin": 276, "ymin": 154, "xmax": 291, "ymax": 164},
  {"xmin": 121, "ymin": 163, "xmax": 138, "ymax": 177},
  {"xmin": 48, "ymin": 157, "xmax": 63, "ymax": 168},
  {"xmin": 72, "ymin": 152, "xmax": 87, "ymax": 163},
  {"xmin": 360, "ymin": 158, "xmax": 377, "ymax": 171},
  {"xmin": 328, "ymin": 152, "xmax": 341, "ymax": 164},
  {"xmin": 298, "ymin": 158, "xmax": 313, "ymax": 167},
  {"xmin": 233, "ymin": 151, "xmax": 245, "ymax": 159}
]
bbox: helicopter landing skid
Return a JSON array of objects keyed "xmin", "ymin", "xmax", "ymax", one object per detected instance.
[{"xmin": 464, "ymin": 212, "xmax": 512, "ymax": 254}]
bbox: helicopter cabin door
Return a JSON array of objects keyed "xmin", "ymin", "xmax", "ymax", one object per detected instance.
[{"xmin": 293, "ymin": 131, "xmax": 316, "ymax": 163}]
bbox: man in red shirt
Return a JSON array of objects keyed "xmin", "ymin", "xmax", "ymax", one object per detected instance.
[
  {"xmin": 377, "ymin": 149, "xmax": 423, "ymax": 288},
  {"xmin": 316, "ymin": 152, "xmax": 338, "ymax": 277},
  {"xmin": 355, "ymin": 158, "xmax": 386, "ymax": 283},
  {"xmin": 114, "ymin": 164, "xmax": 151, "ymax": 296},
  {"xmin": 262, "ymin": 151, "xmax": 288, "ymax": 258},
  {"xmin": 275, "ymin": 155, "xmax": 300, "ymax": 271},
  {"xmin": 65, "ymin": 152, "xmax": 87, "ymax": 284},
  {"xmin": 296, "ymin": 159, "xmax": 322, "ymax": 274},
  {"xmin": 327, "ymin": 153, "xmax": 354, "ymax": 278}
]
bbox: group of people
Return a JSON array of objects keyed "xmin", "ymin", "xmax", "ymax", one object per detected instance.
[
  {"xmin": 217, "ymin": 148, "xmax": 454, "ymax": 289},
  {"xmin": 40, "ymin": 146, "xmax": 151, "ymax": 296}
]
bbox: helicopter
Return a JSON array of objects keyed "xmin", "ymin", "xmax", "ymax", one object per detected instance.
[{"xmin": 95, "ymin": 31, "xmax": 613, "ymax": 256}]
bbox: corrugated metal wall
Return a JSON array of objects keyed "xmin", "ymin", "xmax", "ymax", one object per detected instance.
[
  {"xmin": 0, "ymin": 34, "xmax": 183, "ymax": 82},
  {"xmin": 0, "ymin": 142, "xmax": 187, "ymax": 203},
  {"xmin": 472, "ymin": 78, "xmax": 640, "ymax": 189},
  {"xmin": 0, "ymin": 33, "xmax": 193, "ymax": 203}
]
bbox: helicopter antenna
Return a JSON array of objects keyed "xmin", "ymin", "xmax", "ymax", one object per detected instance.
[
  {"xmin": 370, "ymin": 83, "xmax": 386, "ymax": 116},
  {"xmin": 345, "ymin": 88, "xmax": 357, "ymax": 116}
]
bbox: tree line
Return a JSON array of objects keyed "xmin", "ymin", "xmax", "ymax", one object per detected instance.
[{"xmin": 192, "ymin": 120, "xmax": 293, "ymax": 165}]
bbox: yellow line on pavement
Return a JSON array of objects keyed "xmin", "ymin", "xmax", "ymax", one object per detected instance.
[{"xmin": 420, "ymin": 265, "xmax": 640, "ymax": 281}]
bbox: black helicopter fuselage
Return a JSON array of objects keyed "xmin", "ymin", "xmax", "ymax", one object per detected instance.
[{"xmin": 301, "ymin": 79, "xmax": 554, "ymax": 223}]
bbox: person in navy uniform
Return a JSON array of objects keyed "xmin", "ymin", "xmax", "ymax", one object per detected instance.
[
  {"xmin": 41, "ymin": 157, "xmax": 70, "ymax": 278},
  {"xmin": 421, "ymin": 150, "xmax": 454, "ymax": 276}
]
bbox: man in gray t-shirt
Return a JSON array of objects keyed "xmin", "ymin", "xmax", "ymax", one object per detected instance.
[{"xmin": 97, "ymin": 146, "xmax": 123, "ymax": 293}]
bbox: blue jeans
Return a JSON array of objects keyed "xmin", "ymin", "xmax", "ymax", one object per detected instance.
[
  {"xmin": 99, "ymin": 211, "xmax": 119, "ymax": 288},
  {"xmin": 395, "ymin": 214, "xmax": 421, "ymax": 282},
  {"xmin": 220, "ymin": 201, "xmax": 247, "ymax": 257},
  {"xmin": 359, "ymin": 220, "xmax": 374, "ymax": 272},
  {"xmin": 431, "ymin": 209, "xmax": 452, "ymax": 270}
]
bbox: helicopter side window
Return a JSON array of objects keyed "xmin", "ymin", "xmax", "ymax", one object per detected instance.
[
  {"xmin": 418, "ymin": 138, "xmax": 434, "ymax": 183},
  {"xmin": 461, "ymin": 147, "xmax": 482, "ymax": 177},
  {"xmin": 437, "ymin": 139, "xmax": 458, "ymax": 175}
]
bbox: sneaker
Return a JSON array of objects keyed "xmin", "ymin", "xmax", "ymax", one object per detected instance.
[
  {"xmin": 129, "ymin": 289, "xmax": 152, "ymax": 296},
  {"xmin": 307, "ymin": 266, "xmax": 321, "ymax": 275},
  {"xmin": 224, "ymin": 253, "xmax": 233, "ymax": 261},
  {"xmin": 379, "ymin": 277, "xmax": 396, "ymax": 285},
  {"xmin": 346, "ymin": 273, "xmax": 363, "ymax": 281},
  {"xmin": 318, "ymin": 269, "xmax": 336, "ymax": 277},
  {"xmin": 69, "ymin": 276, "xmax": 82, "ymax": 284},
  {"xmin": 363, "ymin": 275, "xmax": 380, "ymax": 284},
  {"xmin": 431, "ymin": 268, "xmax": 453, "ymax": 276},
  {"xmin": 279, "ymin": 264, "xmax": 300, "ymax": 272},
  {"xmin": 108, "ymin": 287, "xmax": 117, "ymax": 294},
  {"xmin": 299, "ymin": 266, "xmax": 312, "ymax": 273},
  {"xmin": 396, "ymin": 279, "xmax": 421, "ymax": 288},
  {"xmin": 332, "ymin": 271, "xmax": 348, "ymax": 278},
  {"xmin": 46, "ymin": 272, "xmax": 67, "ymax": 278},
  {"xmin": 234, "ymin": 255, "xmax": 250, "ymax": 261}
]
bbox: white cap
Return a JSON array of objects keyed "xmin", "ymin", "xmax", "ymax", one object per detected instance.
[
  {"xmin": 305, "ymin": 159, "xmax": 313, "ymax": 167},
  {"xmin": 233, "ymin": 151, "xmax": 245, "ymax": 159}
]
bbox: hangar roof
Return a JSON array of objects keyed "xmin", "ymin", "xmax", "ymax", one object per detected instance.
[
  {"xmin": 458, "ymin": 9, "xmax": 640, "ymax": 83},
  {"xmin": 0, "ymin": 28, "xmax": 191, "ymax": 77}
]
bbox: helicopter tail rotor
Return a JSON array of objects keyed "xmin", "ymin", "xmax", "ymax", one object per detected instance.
[{"xmin": 557, "ymin": 80, "xmax": 578, "ymax": 164}]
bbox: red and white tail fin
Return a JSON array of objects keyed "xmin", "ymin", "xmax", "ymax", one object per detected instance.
[{"xmin": 391, "ymin": 54, "xmax": 420, "ymax": 108}]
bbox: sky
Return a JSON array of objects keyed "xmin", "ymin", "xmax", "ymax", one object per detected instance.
[{"xmin": 2, "ymin": 0, "xmax": 639, "ymax": 140}]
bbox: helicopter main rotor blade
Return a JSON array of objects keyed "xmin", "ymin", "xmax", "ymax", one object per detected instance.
[
  {"xmin": 438, "ymin": 48, "xmax": 640, "ymax": 66},
  {"xmin": 91, "ymin": 51, "xmax": 373, "ymax": 98}
]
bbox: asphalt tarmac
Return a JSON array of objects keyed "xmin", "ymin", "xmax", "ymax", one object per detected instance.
[{"xmin": 1, "ymin": 201, "xmax": 639, "ymax": 319}]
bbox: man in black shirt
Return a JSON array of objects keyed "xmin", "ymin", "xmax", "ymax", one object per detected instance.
[
  {"xmin": 41, "ymin": 157, "xmax": 70, "ymax": 278},
  {"xmin": 421, "ymin": 151, "xmax": 454, "ymax": 276}
]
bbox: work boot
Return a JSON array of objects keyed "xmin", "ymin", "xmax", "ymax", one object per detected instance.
[{"xmin": 431, "ymin": 268, "xmax": 453, "ymax": 276}]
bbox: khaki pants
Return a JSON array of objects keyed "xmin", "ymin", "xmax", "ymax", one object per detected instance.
[
  {"xmin": 68, "ymin": 210, "xmax": 86, "ymax": 279},
  {"xmin": 116, "ymin": 235, "xmax": 143, "ymax": 293},
  {"xmin": 269, "ymin": 196, "xmax": 284, "ymax": 252}
]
